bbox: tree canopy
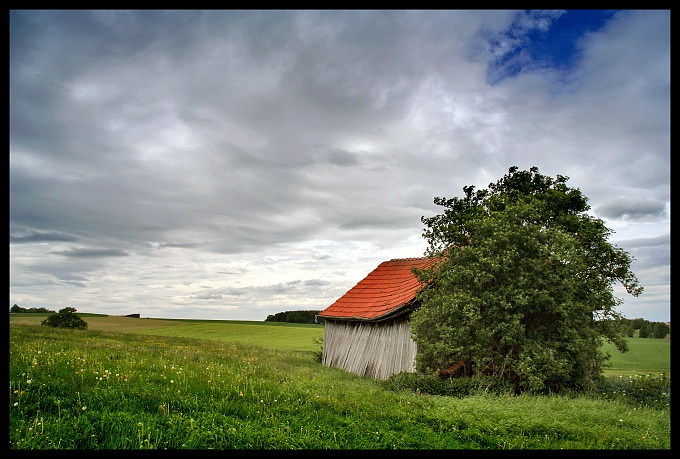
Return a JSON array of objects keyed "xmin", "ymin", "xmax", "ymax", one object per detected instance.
[
  {"xmin": 41, "ymin": 307, "xmax": 88, "ymax": 330},
  {"xmin": 411, "ymin": 166, "xmax": 643, "ymax": 393}
]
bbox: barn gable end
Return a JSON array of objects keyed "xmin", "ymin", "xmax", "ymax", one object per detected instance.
[{"xmin": 317, "ymin": 257, "xmax": 435, "ymax": 379}]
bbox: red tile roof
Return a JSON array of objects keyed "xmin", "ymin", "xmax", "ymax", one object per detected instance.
[{"xmin": 318, "ymin": 257, "xmax": 437, "ymax": 321}]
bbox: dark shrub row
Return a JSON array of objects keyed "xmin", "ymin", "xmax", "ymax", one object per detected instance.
[
  {"xmin": 265, "ymin": 310, "xmax": 323, "ymax": 324},
  {"xmin": 382, "ymin": 371, "xmax": 670, "ymax": 409}
]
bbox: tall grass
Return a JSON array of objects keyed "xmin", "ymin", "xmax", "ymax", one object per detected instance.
[{"xmin": 9, "ymin": 323, "xmax": 670, "ymax": 449}]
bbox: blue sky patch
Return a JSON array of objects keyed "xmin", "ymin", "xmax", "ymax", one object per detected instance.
[{"xmin": 487, "ymin": 10, "xmax": 618, "ymax": 84}]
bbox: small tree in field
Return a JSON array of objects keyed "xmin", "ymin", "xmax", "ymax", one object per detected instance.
[
  {"xmin": 41, "ymin": 307, "xmax": 88, "ymax": 330},
  {"xmin": 411, "ymin": 166, "xmax": 643, "ymax": 393}
]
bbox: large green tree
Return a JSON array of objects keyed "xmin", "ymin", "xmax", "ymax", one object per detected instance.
[{"xmin": 411, "ymin": 166, "xmax": 643, "ymax": 393}]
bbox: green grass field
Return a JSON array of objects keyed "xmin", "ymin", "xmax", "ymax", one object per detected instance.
[
  {"xmin": 601, "ymin": 339, "xmax": 671, "ymax": 376},
  {"xmin": 10, "ymin": 313, "xmax": 668, "ymax": 373},
  {"xmin": 9, "ymin": 314, "xmax": 670, "ymax": 449},
  {"xmin": 9, "ymin": 314, "xmax": 324, "ymax": 352}
]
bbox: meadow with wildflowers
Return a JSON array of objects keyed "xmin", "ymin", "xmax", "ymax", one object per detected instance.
[{"xmin": 9, "ymin": 319, "xmax": 670, "ymax": 449}]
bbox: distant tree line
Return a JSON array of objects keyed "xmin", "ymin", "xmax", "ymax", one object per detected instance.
[
  {"xmin": 10, "ymin": 304, "xmax": 56, "ymax": 314},
  {"xmin": 614, "ymin": 317, "xmax": 670, "ymax": 339},
  {"xmin": 265, "ymin": 310, "xmax": 323, "ymax": 324}
]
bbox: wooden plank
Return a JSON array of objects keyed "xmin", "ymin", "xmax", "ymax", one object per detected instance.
[{"xmin": 322, "ymin": 318, "xmax": 417, "ymax": 379}]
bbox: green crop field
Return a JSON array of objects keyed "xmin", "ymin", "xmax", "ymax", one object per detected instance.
[
  {"xmin": 133, "ymin": 321, "xmax": 324, "ymax": 352},
  {"xmin": 602, "ymin": 338, "xmax": 670, "ymax": 376},
  {"xmin": 9, "ymin": 314, "xmax": 324, "ymax": 352},
  {"xmin": 9, "ymin": 314, "xmax": 670, "ymax": 449},
  {"xmin": 11, "ymin": 314, "xmax": 667, "ymax": 374}
]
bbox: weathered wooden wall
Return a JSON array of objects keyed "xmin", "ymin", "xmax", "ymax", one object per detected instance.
[{"xmin": 322, "ymin": 317, "xmax": 417, "ymax": 379}]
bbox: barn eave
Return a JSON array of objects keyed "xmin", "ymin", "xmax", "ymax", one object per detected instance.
[{"xmin": 316, "ymin": 298, "xmax": 417, "ymax": 323}]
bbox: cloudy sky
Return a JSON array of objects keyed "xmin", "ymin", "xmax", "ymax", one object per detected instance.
[{"xmin": 10, "ymin": 10, "xmax": 670, "ymax": 322}]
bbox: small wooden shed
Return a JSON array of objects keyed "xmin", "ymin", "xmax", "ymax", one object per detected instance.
[{"xmin": 317, "ymin": 257, "xmax": 436, "ymax": 380}]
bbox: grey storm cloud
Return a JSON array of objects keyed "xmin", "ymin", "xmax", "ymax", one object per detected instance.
[
  {"xmin": 51, "ymin": 248, "xmax": 129, "ymax": 258},
  {"xmin": 613, "ymin": 235, "xmax": 670, "ymax": 270},
  {"xmin": 193, "ymin": 292, "xmax": 224, "ymax": 300},
  {"xmin": 9, "ymin": 10, "xmax": 670, "ymax": 322},
  {"xmin": 10, "ymin": 230, "xmax": 79, "ymax": 243},
  {"xmin": 191, "ymin": 279, "xmax": 332, "ymax": 301},
  {"xmin": 596, "ymin": 197, "xmax": 668, "ymax": 221},
  {"xmin": 615, "ymin": 234, "xmax": 670, "ymax": 250}
]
